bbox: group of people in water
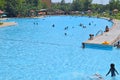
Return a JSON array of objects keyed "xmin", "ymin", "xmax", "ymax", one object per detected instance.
[
  {"xmin": 33, "ymin": 20, "xmax": 119, "ymax": 79},
  {"xmin": 79, "ymin": 21, "xmax": 96, "ymax": 28},
  {"xmin": 52, "ymin": 24, "xmax": 69, "ymax": 36},
  {"xmin": 50, "ymin": 21, "xmax": 97, "ymax": 36}
]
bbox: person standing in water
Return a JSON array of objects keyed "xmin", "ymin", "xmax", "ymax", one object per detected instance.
[{"xmin": 106, "ymin": 63, "xmax": 119, "ymax": 77}]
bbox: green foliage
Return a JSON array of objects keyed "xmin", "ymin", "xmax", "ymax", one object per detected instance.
[
  {"xmin": 109, "ymin": 0, "xmax": 120, "ymax": 11},
  {"xmin": 71, "ymin": 0, "xmax": 92, "ymax": 11},
  {"xmin": 0, "ymin": 22, "xmax": 3, "ymax": 25},
  {"xmin": 61, "ymin": 0, "xmax": 65, "ymax": 4},
  {"xmin": 4, "ymin": 0, "xmax": 44, "ymax": 17},
  {"xmin": 1, "ymin": 0, "xmax": 120, "ymax": 19},
  {"xmin": 0, "ymin": 0, "xmax": 6, "ymax": 10},
  {"xmin": 51, "ymin": 1, "xmax": 71, "ymax": 13}
]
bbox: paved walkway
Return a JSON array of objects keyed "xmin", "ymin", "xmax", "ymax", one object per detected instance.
[{"xmin": 83, "ymin": 19, "xmax": 120, "ymax": 46}]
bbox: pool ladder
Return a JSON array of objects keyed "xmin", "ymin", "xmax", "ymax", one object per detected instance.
[
  {"xmin": 112, "ymin": 34, "xmax": 120, "ymax": 48},
  {"xmin": 96, "ymin": 30, "xmax": 103, "ymax": 36}
]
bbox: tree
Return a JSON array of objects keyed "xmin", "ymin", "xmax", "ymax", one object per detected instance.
[
  {"xmin": 109, "ymin": 0, "xmax": 120, "ymax": 11},
  {"xmin": 71, "ymin": 0, "xmax": 92, "ymax": 11},
  {"xmin": 72, "ymin": 0, "xmax": 82, "ymax": 11},
  {"xmin": 4, "ymin": 0, "xmax": 44, "ymax": 17},
  {"xmin": 83, "ymin": 0, "xmax": 92, "ymax": 11},
  {"xmin": 61, "ymin": 0, "xmax": 65, "ymax": 5},
  {"xmin": 60, "ymin": 0, "xmax": 66, "ymax": 11},
  {"xmin": 0, "ymin": 0, "xmax": 6, "ymax": 10}
]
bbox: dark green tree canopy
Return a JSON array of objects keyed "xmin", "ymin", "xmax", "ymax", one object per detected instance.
[
  {"xmin": 72, "ymin": 0, "xmax": 92, "ymax": 11},
  {"xmin": 0, "ymin": 0, "xmax": 43, "ymax": 17},
  {"xmin": 1, "ymin": 0, "xmax": 120, "ymax": 17}
]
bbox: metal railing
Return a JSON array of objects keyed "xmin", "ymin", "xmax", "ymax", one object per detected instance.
[
  {"xmin": 111, "ymin": 34, "xmax": 120, "ymax": 45},
  {"xmin": 95, "ymin": 30, "xmax": 103, "ymax": 36}
]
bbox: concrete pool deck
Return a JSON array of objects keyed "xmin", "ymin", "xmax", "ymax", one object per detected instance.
[
  {"xmin": 0, "ymin": 22, "xmax": 17, "ymax": 27},
  {"xmin": 83, "ymin": 19, "xmax": 120, "ymax": 46},
  {"xmin": 0, "ymin": 18, "xmax": 8, "ymax": 20},
  {"xmin": 0, "ymin": 18, "xmax": 17, "ymax": 27}
]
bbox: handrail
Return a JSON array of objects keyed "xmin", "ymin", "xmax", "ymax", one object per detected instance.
[
  {"xmin": 95, "ymin": 30, "xmax": 103, "ymax": 36},
  {"xmin": 111, "ymin": 34, "xmax": 120, "ymax": 45}
]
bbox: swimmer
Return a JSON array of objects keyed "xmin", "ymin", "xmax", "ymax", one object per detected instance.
[
  {"xmin": 52, "ymin": 24, "xmax": 55, "ymax": 27},
  {"xmin": 64, "ymin": 26, "xmax": 68, "ymax": 30},
  {"xmin": 79, "ymin": 23, "xmax": 83, "ymax": 26},
  {"xmin": 64, "ymin": 33, "xmax": 67, "ymax": 36},
  {"xmin": 106, "ymin": 63, "xmax": 119, "ymax": 77},
  {"xmin": 89, "ymin": 23, "xmax": 91, "ymax": 25},
  {"xmin": 83, "ymin": 26, "xmax": 86, "ymax": 28}
]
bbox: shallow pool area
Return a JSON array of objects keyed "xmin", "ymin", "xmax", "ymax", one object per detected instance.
[{"xmin": 0, "ymin": 16, "xmax": 120, "ymax": 80}]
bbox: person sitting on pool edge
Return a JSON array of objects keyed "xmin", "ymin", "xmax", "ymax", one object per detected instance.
[
  {"xmin": 105, "ymin": 25, "xmax": 109, "ymax": 32},
  {"xmin": 106, "ymin": 63, "xmax": 119, "ymax": 77}
]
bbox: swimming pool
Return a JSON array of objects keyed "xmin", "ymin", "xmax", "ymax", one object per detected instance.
[{"xmin": 0, "ymin": 16, "xmax": 119, "ymax": 80}]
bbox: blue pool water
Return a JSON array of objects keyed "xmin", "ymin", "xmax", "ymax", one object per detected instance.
[{"xmin": 0, "ymin": 16, "xmax": 120, "ymax": 80}]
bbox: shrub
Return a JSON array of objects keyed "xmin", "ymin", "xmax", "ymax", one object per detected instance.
[{"xmin": 0, "ymin": 22, "xmax": 3, "ymax": 25}]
